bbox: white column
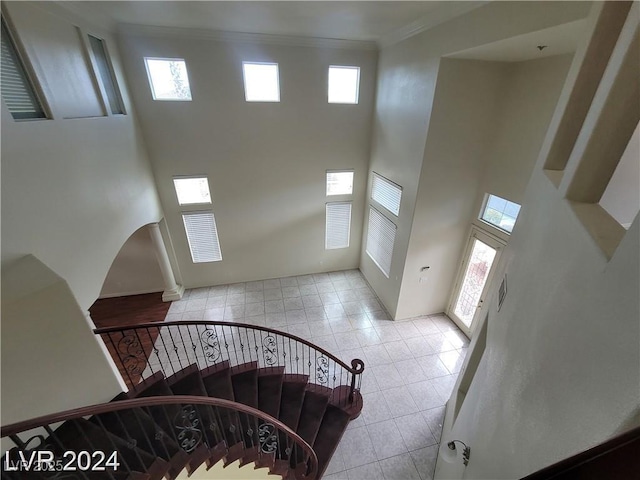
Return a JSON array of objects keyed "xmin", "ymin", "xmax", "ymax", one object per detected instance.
[{"xmin": 147, "ymin": 222, "xmax": 184, "ymax": 302}]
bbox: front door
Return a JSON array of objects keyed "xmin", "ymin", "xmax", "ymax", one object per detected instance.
[{"xmin": 448, "ymin": 228, "xmax": 504, "ymax": 336}]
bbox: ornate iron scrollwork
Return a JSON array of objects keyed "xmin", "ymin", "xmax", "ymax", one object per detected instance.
[
  {"xmin": 201, "ymin": 329, "xmax": 221, "ymax": 363},
  {"xmin": 174, "ymin": 405, "xmax": 202, "ymax": 453},
  {"xmin": 258, "ymin": 423, "xmax": 278, "ymax": 453},
  {"xmin": 117, "ymin": 334, "xmax": 146, "ymax": 376},
  {"xmin": 262, "ymin": 335, "xmax": 278, "ymax": 366},
  {"xmin": 316, "ymin": 356, "xmax": 330, "ymax": 385}
]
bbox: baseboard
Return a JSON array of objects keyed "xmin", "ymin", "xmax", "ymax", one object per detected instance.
[{"xmin": 98, "ymin": 288, "xmax": 164, "ymax": 299}]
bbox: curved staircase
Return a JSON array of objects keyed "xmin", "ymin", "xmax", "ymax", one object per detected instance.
[{"xmin": 1, "ymin": 321, "xmax": 365, "ymax": 480}]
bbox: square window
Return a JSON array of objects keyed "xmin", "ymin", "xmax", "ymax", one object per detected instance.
[
  {"xmin": 328, "ymin": 66, "xmax": 360, "ymax": 104},
  {"xmin": 326, "ymin": 171, "xmax": 354, "ymax": 196},
  {"xmin": 144, "ymin": 57, "xmax": 192, "ymax": 101},
  {"xmin": 173, "ymin": 177, "xmax": 211, "ymax": 205},
  {"xmin": 480, "ymin": 194, "xmax": 521, "ymax": 233},
  {"xmin": 242, "ymin": 62, "xmax": 280, "ymax": 102}
]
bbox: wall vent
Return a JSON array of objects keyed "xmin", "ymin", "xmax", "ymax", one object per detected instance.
[{"xmin": 497, "ymin": 274, "xmax": 507, "ymax": 311}]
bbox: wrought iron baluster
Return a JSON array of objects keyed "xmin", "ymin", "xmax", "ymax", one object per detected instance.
[
  {"xmin": 132, "ymin": 407, "xmax": 166, "ymax": 459},
  {"xmin": 219, "ymin": 326, "xmax": 232, "ymax": 365},
  {"xmin": 281, "ymin": 335, "xmax": 287, "ymax": 372},
  {"xmin": 156, "ymin": 326, "xmax": 177, "ymax": 376},
  {"xmin": 166, "ymin": 326, "xmax": 184, "ymax": 371},
  {"xmin": 184, "ymin": 324, "xmax": 199, "ymax": 369},
  {"xmin": 96, "ymin": 413, "xmax": 146, "ymax": 476},
  {"xmin": 107, "ymin": 333, "xmax": 133, "ymax": 388},
  {"xmin": 258, "ymin": 422, "xmax": 278, "ymax": 455},
  {"xmin": 228, "ymin": 325, "xmax": 239, "ymax": 366},
  {"xmin": 43, "ymin": 425, "xmax": 93, "ymax": 480},
  {"xmin": 252, "ymin": 328, "xmax": 259, "ymax": 366},
  {"xmin": 144, "ymin": 327, "xmax": 161, "ymax": 378},
  {"xmin": 133, "ymin": 329, "xmax": 152, "ymax": 384},
  {"xmin": 205, "ymin": 405, "xmax": 224, "ymax": 448},
  {"xmin": 173, "ymin": 404, "xmax": 204, "ymax": 453},
  {"xmin": 176, "ymin": 326, "xmax": 190, "ymax": 365},
  {"xmin": 237, "ymin": 327, "xmax": 245, "ymax": 364}
]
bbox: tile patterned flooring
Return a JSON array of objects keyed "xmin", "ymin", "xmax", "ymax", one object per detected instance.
[{"xmin": 165, "ymin": 269, "xmax": 469, "ymax": 480}]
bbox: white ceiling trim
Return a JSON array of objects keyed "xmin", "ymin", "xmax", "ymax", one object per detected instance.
[
  {"xmin": 378, "ymin": 1, "xmax": 489, "ymax": 48},
  {"xmin": 117, "ymin": 23, "xmax": 378, "ymax": 51}
]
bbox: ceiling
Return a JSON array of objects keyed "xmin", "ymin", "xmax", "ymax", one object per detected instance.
[
  {"xmin": 62, "ymin": 1, "xmax": 588, "ymax": 60},
  {"xmin": 62, "ymin": 1, "xmax": 482, "ymax": 44},
  {"xmin": 448, "ymin": 19, "xmax": 588, "ymax": 62}
]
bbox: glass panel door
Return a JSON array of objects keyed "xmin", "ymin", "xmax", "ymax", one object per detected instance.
[{"xmin": 449, "ymin": 229, "xmax": 504, "ymax": 335}]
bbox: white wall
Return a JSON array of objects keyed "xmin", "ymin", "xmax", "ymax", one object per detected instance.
[
  {"xmin": 436, "ymin": 5, "xmax": 640, "ymax": 476},
  {"xmin": 1, "ymin": 2, "xmax": 164, "ymax": 312},
  {"xmin": 396, "ymin": 54, "xmax": 573, "ymax": 320},
  {"xmin": 99, "ymin": 226, "xmax": 165, "ymax": 298},
  {"xmin": 1, "ymin": 256, "xmax": 125, "ymax": 425},
  {"xmin": 599, "ymin": 121, "xmax": 640, "ymax": 228},
  {"xmin": 436, "ymin": 171, "xmax": 639, "ymax": 479},
  {"xmin": 117, "ymin": 29, "xmax": 377, "ymax": 288},
  {"xmin": 394, "ymin": 59, "xmax": 508, "ymax": 320},
  {"xmin": 1, "ymin": 2, "xmax": 163, "ymax": 423},
  {"xmin": 361, "ymin": 1, "xmax": 590, "ymax": 318}
]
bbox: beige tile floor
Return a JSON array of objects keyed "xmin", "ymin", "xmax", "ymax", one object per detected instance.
[{"xmin": 166, "ymin": 269, "xmax": 469, "ymax": 480}]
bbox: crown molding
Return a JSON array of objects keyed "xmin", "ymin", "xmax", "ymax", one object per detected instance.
[
  {"xmin": 117, "ymin": 23, "xmax": 378, "ymax": 51},
  {"xmin": 378, "ymin": 1, "xmax": 490, "ymax": 48}
]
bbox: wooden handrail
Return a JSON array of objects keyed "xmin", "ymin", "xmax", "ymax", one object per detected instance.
[
  {"xmin": 1, "ymin": 395, "xmax": 318, "ymax": 479},
  {"xmin": 520, "ymin": 425, "xmax": 640, "ymax": 479},
  {"xmin": 94, "ymin": 320, "xmax": 365, "ymax": 376}
]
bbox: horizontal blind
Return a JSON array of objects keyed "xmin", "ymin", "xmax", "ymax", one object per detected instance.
[
  {"xmin": 88, "ymin": 35, "xmax": 124, "ymax": 115},
  {"xmin": 371, "ymin": 173, "xmax": 402, "ymax": 216},
  {"xmin": 326, "ymin": 202, "xmax": 352, "ymax": 249},
  {"xmin": 366, "ymin": 207, "xmax": 396, "ymax": 277},
  {"xmin": 182, "ymin": 211, "xmax": 222, "ymax": 263},
  {"xmin": 1, "ymin": 18, "xmax": 45, "ymax": 120}
]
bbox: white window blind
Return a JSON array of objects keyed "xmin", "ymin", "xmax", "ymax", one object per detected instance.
[
  {"xmin": 326, "ymin": 202, "xmax": 352, "ymax": 249},
  {"xmin": 88, "ymin": 35, "xmax": 124, "ymax": 114},
  {"xmin": 1, "ymin": 17, "xmax": 45, "ymax": 120},
  {"xmin": 182, "ymin": 211, "xmax": 222, "ymax": 263},
  {"xmin": 366, "ymin": 207, "xmax": 396, "ymax": 277},
  {"xmin": 371, "ymin": 173, "xmax": 402, "ymax": 216}
]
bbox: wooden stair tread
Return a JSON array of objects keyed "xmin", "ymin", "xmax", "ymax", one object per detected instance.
[
  {"xmin": 312, "ymin": 404, "xmax": 352, "ymax": 478},
  {"xmin": 257, "ymin": 367, "xmax": 286, "ymax": 419}
]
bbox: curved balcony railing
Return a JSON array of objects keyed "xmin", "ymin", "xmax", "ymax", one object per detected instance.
[
  {"xmin": 94, "ymin": 321, "xmax": 365, "ymax": 408},
  {"xmin": 1, "ymin": 396, "xmax": 318, "ymax": 480}
]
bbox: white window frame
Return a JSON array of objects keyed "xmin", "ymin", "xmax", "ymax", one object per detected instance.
[
  {"xmin": 325, "ymin": 202, "xmax": 352, "ymax": 250},
  {"xmin": 371, "ymin": 172, "xmax": 402, "ymax": 216},
  {"xmin": 144, "ymin": 57, "xmax": 192, "ymax": 101},
  {"xmin": 242, "ymin": 61, "xmax": 280, "ymax": 103}
]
